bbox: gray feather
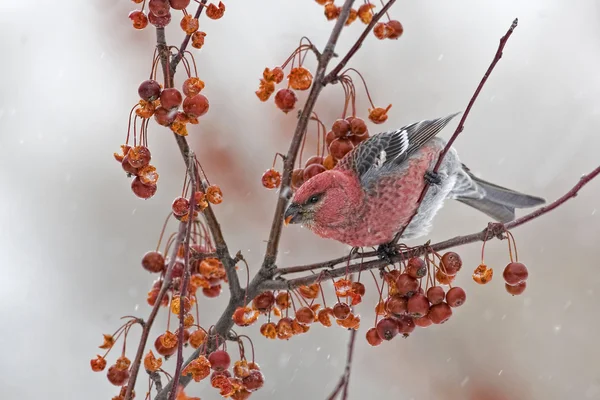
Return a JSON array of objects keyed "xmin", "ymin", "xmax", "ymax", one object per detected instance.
[{"xmin": 455, "ymin": 198, "xmax": 516, "ymax": 223}]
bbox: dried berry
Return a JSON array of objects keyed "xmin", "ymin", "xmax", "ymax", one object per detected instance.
[
  {"xmin": 376, "ymin": 317, "xmax": 399, "ymax": 340},
  {"xmin": 155, "ymin": 333, "xmax": 177, "ymax": 356},
  {"xmin": 129, "ymin": 10, "xmax": 149, "ymax": 29},
  {"xmin": 275, "ymin": 292, "xmax": 290, "ymax": 309},
  {"xmin": 274, "ymin": 88, "xmax": 297, "ymax": 113},
  {"xmin": 180, "ymin": 14, "xmax": 199, "ymax": 34},
  {"xmin": 206, "ymin": 1, "xmax": 226, "ymax": 19},
  {"xmin": 503, "ymin": 262, "xmax": 528, "ymax": 285},
  {"xmin": 298, "ymin": 284, "xmax": 320, "ymax": 299},
  {"xmin": 345, "ymin": 8, "xmax": 358, "ymax": 25},
  {"xmin": 446, "ymin": 287, "xmax": 466, "ymax": 307},
  {"xmin": 288, "ymin": 67, "xmax": 313, "ymax": 91},
  {"xmin": 182, "ymin": 355, "xmax": 211, "ymax": 382},
  {"xmin": 182, "ymin": 77, "xmax": 205, "ymax": 97},
  {"xmin": 206, "ymin": 185, "xmax": 223, "ymax": 204},
  {"xmin": 428, "ymin": 302, "xmax": 452, "ymax": 324},
  {"xmin": 373, "ymin": 22, "xmax": 392, "ymax": 40},
  {"xmin": 189, "ymin": 329, "xmax": 207, "ymax": 348},
  {"xmin": 183, "ymin": 94, "xmax": 209, "ymax": 117},
  {"xmin": 276, "ymin": 317, "xmax": 294, "ymax": 340},
  {"xmin": 472, "ymin": 263, "xmax": 493, "ymax": 284},
  {"xmin": 232, "ymin": 306, "xmax": 259, "ymax": 327},
  {"xmin": 142, "ymin": 251, "xmax": 165, "ymax": 273},
  {"xmin": 332, "ymin": 302, "xmax": 351, "ymax": 320},
  {"xmin": 368, "ymin": 104, "xmax": 392, "ymax": 124},
  {"xmin": 242, "ymin": 370, "xmax": 265, "ymax": 392},
  {"xmin": 263, "ymin": 67, "xmax": 284, "ymax": 84},
  {"xmin": 317, "ymin": 307, "xmax": 334, "ymax": 327},
  {"xmin": 441, "ymin": 251, "xmax": 462, "ymax": 276},
  {"xmin": 435, "ymin": 269, "xmax": 455, "ymax": 285},
  {"xmin": 358, "ymin": 3, "xmax": 375, "ymax": 24},
  {"xmin": 262, "ymin": 169, "xmax": 281, "ymax": 189},
  {"xmin": 191, "ymin": 31, "xmax": 207, "ymax": 49},
  {"xmin": 324, "ymin": 3, "xmax": 340, "ymax": 20}
]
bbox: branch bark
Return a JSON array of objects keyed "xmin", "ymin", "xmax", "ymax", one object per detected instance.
[{"xmin": 326, "ymin": 329, "xmax": 357, "ymax": 400}]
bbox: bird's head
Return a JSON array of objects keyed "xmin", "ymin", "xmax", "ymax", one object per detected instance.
[{"xmin": 284, "ymin": 170, "xmax": 363, "ymax": 231}]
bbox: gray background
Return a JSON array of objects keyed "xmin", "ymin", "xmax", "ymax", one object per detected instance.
[{"xmin": 1, "ymin": 0, "xmax": 599, "ymax": 399}]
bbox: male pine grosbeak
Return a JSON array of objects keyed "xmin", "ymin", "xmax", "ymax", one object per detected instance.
[{"xmin": 284, "ymin": 113, "xmax": 545, "ymax": 249}]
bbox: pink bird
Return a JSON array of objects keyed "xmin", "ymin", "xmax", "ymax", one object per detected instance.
[{"xmin": 284, "ymin": 114, "xmax": 544, "ymax": 253}]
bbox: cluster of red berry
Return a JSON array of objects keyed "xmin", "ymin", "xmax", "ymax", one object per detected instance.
[
  {"xmin": 255, "ymin": 65, "xmax": 313, "ymax": 114},
  {"xmin": 129, "ymin": 0, "xmax": 225, "ymax": 34},
  {"xmin": 114, "ymin": 144, "xmax": 159, "ymax": 199}
]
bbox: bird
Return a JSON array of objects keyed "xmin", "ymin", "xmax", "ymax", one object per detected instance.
[{"xmin": 283, "ymin": 113, "xmax": 545, "ymax": 251}]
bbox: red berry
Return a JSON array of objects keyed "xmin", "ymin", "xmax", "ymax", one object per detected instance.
[
  {"xmin": 242, "ymin": 370, "xmax": 265, "ymax": 391},
  {"xmin": 252, "ymin": 291, "xmax": 275, "ymax": 313},
  {"xmin": 129, "ymin": 10, "xmax": 149, "ymax": 29},
  {"xmin": 376, "ymin": 317, "xmax": 399, "ymax": 340},
  {"xmin": 274, "ymin": 88, "xmax": 297, "ymax": 113},
  {"xmin": 154, "ymin": 334, "xmax": 177, "ymax": 356},
  {"xmin": 148, "ymin": 10, "xmax": 172, "ymax": 27},
  {"xmin": 202, "ymin": 285, "xmax": 222, "ymax": 297},
  {"xmin": 426, "ymin": 286, "xmax": 445, "ymax": 305},
  {"xmin": 142, "ymin": 251, "xmax": 165, "ymax": 273},
  {"xmin": 351, "ymin": 282, "xmax": 366, "ymax": 296},
  {"xmin": 503, "ymin": 262, "xmax": 528, "ymax": 285},
  {"xmin": 169, "ymin": 0, "xmax": 190, "ymax": 9},
  {"xmin": 295, "ymin": 307, "xmax": 315, "ymax": 325},
  {"xmin": 441, "ymin": 252, "xmax": 462, "ymax": 276},
  {"xmin": 138, "ymin": 79, "xmax": 161, "ymax": 101},
  {"xmin": 183, "ymin": 94, "xmax": 209, "ymax": 117},
  {"xmin": 107, "ymin": 364, "xmax": 130, "ymax": 386},
  {"xmin": 396, "ymin": 315, "xmax": 415, "ymax": 336},
  {"xmin": 366, "ymin": 327, "xmax": 383, "ymax": 346},
  {"xmin": 350, "ymin": 131, "xmax": 369, "ymax": 146},
  {"xmin": 385, "ymin": 295, "xmax": 407, "ymax": 316},
  {"xmin": 386, "ymin": 20, "xmax": 404, "ymax": 39},
  {"xmin": 303, "ymin": 164, "xmax": 326, "ymax": 181},
  {"xmin": 291, "ymin": 168, "xmax": 305, "ymax": 190},
  {"xmin": 262, "ymin": 169, "xmax": 281, "ymax": 189},
  {"xmin": 350, "ymin": 118, "xmax": 367, "ymax": 135},
  {"xmin": 329, "ymin": 138, "xmax": 354, "ymax": 160},
  {"xmin": 505, "ymin": 281, "xmax": 527, "ymax": 296},
  {"xmin": 154, "ymin": 106, "xmax": 177, "ymax": 126},
  {"xmin": 160, "ymin": 88, "xmax": 183, "ymax": 109},
  {"xmin": 407, "ymin": 293, "xmax": 430, "ymax": 318},
  {"xmin": 414, "ymin": 314, "xmax": 433, "ymax": 328},
  {"xmin": 149, "ymin": 0, "xmax": 170, "ymax": 17},
  {"xmin": 121, "ymin": 155, "xmax": 139, "ymax": 176},
  {"xmin": 131, "ymin": 177, "xmax": 157, "ymax": 199},
  {"xmin": 208, "ymin": 350, "xmax": 231, "ymax": 371},
  {"xmin": 395, "ymin": 273, "xmax": 419, "ymax": 296},
  {"xmin": 127, "ymin": 146, "xmax": 151, "ymax": 168},
  {"xmin": 325, "ymin": 130, "xmax": 336, "ymax": 147},
  {"xmin": 446, "ymin": 287, "xmax": 466, "ymax": 307},
  {"xmin": 428, "ymin": 302, "xmax": 452, "ymax": 324},
  {"xmin": 332, "ymin": 119, "xmax": 351, "ymax": 138},
  {"xmin": 172, "ymin": 197, "xmax": 190, "ymax": 217},
  {"xmin": 332, "ymin": 302, "xmax": 351, "ymax": 320},
  {"xmin": 304, "ymin": 155, "xmax": 324, "ymax": 167},
  {"xmin": 406, "ymin": 257, "xmax": 427, "ymax": 279}
]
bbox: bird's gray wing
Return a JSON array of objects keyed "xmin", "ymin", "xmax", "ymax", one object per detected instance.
[{"xmin": 337, "ymin": 113, "xmax": 460, "ymax": 189}]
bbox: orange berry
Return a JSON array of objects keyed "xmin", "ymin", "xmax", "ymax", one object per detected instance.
[
  {"xmin": 138, "ymin": 164, "xmax": 159, "ymax": 185},
  {"xmin": 90, "ymin": 355, "xmax": 107, "ymax": 372},
  {"xmin": 262, "ymin": 169, "xmax": 282, "ymax": 189},
  {"xmin": 317, "ymin": 307, "xmax": 334, "ymax": 327},
  {"xmin": 135, "ymin": 99, "xmax": 155, "ymax": 118},
  {"xmin": 274, "ymin": 88, "xmax": 297, "ymax": 113},
  {"xmin": 386, "ymin": 20, "xmax": 404, "ymax": 39},
  {"xmin": 182, "ymin": 355, "xmax": 211, "ymax": 382},
  {"xmin": 232, "ymin": 306, "xmax": 259, "ymax": 327},
  {"xmin": 472, "ymin": 263, "xmax": 494, "ymax": 284},
  {"xmin": 324, "ymin": 3, "xmax": 340, "ymax": 20},
  {"xmin": 260, "ymin": 322, "xmax": 277, "ymax": 339},
  {"xmin": 345, "ymin": 8, "xmax": 358, "ymax": 25},
  {"xmin": 435, "ymin": 269, "xmax": 455, "ymax": 285},
  {"xmin": 99, "ymin": 334, "xmax": 115, "ymax": 350},
  {"xmin": 255, "ymin": 79, "xmax": 275, "ymax": 102},
  {"xmin": 288, "ymin": 67, "xmax": 313, "ymax": 91},
  {"xmin": 191, "ymin": 31, "xmax": 207, "ymax": 49},
  {"xmin": 368, "ymin": 104, "xmax": 392, "ymax": 124},
  {"xmin": 263, "ymin": 67, "xmax": 284, "ymax": 84},
  {"xmin": 323, "ymin": 154, "xmax": 336, "ymax": 170},
  {"xmin": 180, "ymin": 14, "xmax": 199, "ymax": 34},
  {"xmin": 189, "ymin": 329, "xmax": 207, "ymax": 348},
  {"xmin": 357, "ymin": 3, "xmax": 375, "ymax": 24},
  {"xmin": 115, "ymin": 356, "xmax": 131, "ymax": 371},
  {"xmin": 129, "ymin": 10, "xmax": 149, "ymax": 29},
  {"xmin": 275, "ymin": 292, "xmax": 290, "ymax": 309},
  {"xmin": 182, "ymin": 77, "xmax": 205, "ymax": 97},
  {"xmin": 206, "ymin": 1, "xmax": 225, "ymax": 19},
  {"xmin": 374, "ymin": 22, "xmax": 391, "ymax": 40},
  {"xmin": 276, "ymin": 317, "xmax": 294, "ymax": 340},
  {"xmin": 298, "ymin": 283, "xmax": 320, "ymax": 299},
  {"xmin": 206, "ymin": 185, "xmax": 223, "ymax": 204}
]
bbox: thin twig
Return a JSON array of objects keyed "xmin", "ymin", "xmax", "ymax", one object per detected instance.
[
  {"xmin": 261, "ymin": 0, "xmax": 356, "ymax": 271},
  {"xmin": 262, "ymin": 164, "xmax": 600, "ymax": 290},
  {"xmin": 393, "ymin": 18, "xmax": 519, "ymax": 244},
  {"xmin": 124, "ymin": 221, "xmax": 187, "ymax": 400},
  {"xmin": 326, "ymin": 329, "xmax": 357, "ymax": 400},
  {"xmin": 323, "ymin": 0, "xmax": 397, "ymax": 84},
  {"xmin": 170, "ymin": 0, "xmax": 208, "ymax": 72}
]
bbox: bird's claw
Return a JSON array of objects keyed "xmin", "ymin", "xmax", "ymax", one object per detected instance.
[
  {"xmin": 424, "ymin": 170, "xmax": 442, "ymax": 186},
  {"xmin": 376, "ymin": 242, "xmax": 398, "ymax": 265}
]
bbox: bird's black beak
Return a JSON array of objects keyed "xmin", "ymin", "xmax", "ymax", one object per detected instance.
[{"xmin": 284, "ymin": 203, "xmax": 302, "ymax": 225}]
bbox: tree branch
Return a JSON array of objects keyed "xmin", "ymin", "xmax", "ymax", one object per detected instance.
[
  {"xmin": 263, "ymin": 163, "xmax": 600, "ymax": 291},
  {"xmin": 323, "ymin": 0, "xmax": 397, "ymax": 84},
  {"xmin": 124, "ymin": 221, "xmax": 187, "ymax": 400},
  {"xmin": 393, "ymin": 18, "xmax": 519, "ymax": 244},
  {"xmin": 326, "ymin": 329, "xmax": 357, "ymax": 400},
  {"xmin": 170, "ymin": 0, "xmax": 208, "ymax": 72},
  {"xmin": 261, "ymin": 0, "xmax": 356, "ymax": 271}
]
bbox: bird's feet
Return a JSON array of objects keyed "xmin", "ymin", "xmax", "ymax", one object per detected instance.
[
  {"xmin": 376, "ymin": 242, "xmax": 398, "ymax": 265},
  {"xmin": 424, "ymin": 170, "xmax": 442, "ymax": 186}
]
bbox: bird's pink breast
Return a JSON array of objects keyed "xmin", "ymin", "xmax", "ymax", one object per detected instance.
[{"xmin": 318, "ymin": 143, "xmax": 440, "ymax": 247}]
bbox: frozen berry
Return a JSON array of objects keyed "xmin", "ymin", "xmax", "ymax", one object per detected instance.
[
  {"xmin": 252, "ymin": 291, "xmax": 275, "ymax": 313},
  {"xmin": 182, "ymin": 77, "xmax": 205, "ymax": 97},
  {"xmin": 386, "ymin": 20, "xmax": 404, "ymax": 39},
  {"xmin": 149, "ymin": 0, "xmax": 170, "ymax": 17},
  {"xmin": 366, "ymin": 327, "xmax": 382, "ymax": 346},
  {"xmin": 107, "ymin": 364, "xmax": 130, "ymax": 386},
  {"xmin": 262, "ymin": 169, "xmax": 281, "ymax": 189},
  {"xmin": 142, "ymin": 251, "xmax": 165, "ymax": 273},
  {"xmin": 208, "ymin": 350, "xmax": 231, "ymax": 371},
  {"xmin": 274, "ymin": 89, "xmax": 297, "ymax": 113},
  {"xmin": 428, "ymin": 302, "xmax": 452, "ymax": 324},
  {"xmin": 329, "ymin": 138, "xmax": 354, "ymax": 160},
  {"xmin": 131, "ymin": 177, "xmax": 157, "ymax": 199},
  {"xmin": 505, "ymin": 281, "xmax": 527, "ymax": 295},
  {"xmin": 288, "ymin": 67, "xmax": 313, "ymax": 91},
  {"xmin": 169, "ymin": 0, "xmax": 190, "ymax": 9},
  {"xmin": 441, "ymin": 251, "xmax": 462, "ymax": 276},
  {"xmin": 332, "ymin": 119, "xmax": 351, "ymax": 138},
  {"xmin": 154, "ymin": 334, "xmax": 177, "ymax": 356},
  {"xmin": 303, "ymin": 164, "xmax": 326, "ymax": 181},
  {"xmin": 472, "ymin": 264, "xmax": 494, "ymax": 284},
  {"xmin": 183, "ymin": 94, "xmax": 209, "ymax": 117},
  {"xmin": 406, "ymin": 257, "xmax": 427, "ymax": 279},
  {"xmin": 503, "ymin": 262, "xmax": 528, "ymax": 286},
  {"xmin": 426, "ymin": 286, "xmax": 445, "ymax": 305},
  {"xmin": 148, "ymin": 10, "xmax": 171, "ymax": 27},
  {"xmin": 172, "ymin": 197, "xmax": 190, "ymax": 217},
  {"xmin": 407, "ymin": 293, "xmax": 429, "ymax": 318},
  {"xmin": 332, "ymin": 302, "xmax": 351, "ymax": 320},
  {"xmin": 138, "ymin": 79, "xmax": 161, "ymax": 101},
  {"xmin": 295, "ymin": 307, "xmax": 315, "ymax": 325},
  {"xmin": 127, "ymin": 146, "xmax": 151, "ymax": 168},
  {"xmin": 385, "ymin": 295, "xmax": 407, "ymax": 316},
  {"xmin": 191, "ymin": 31, "xmax": 206, "ymax": 49},
  {"xmin": 446, "ymin": 287, "xmax": 466, "ymax": 307},
  {"xmin": 129, "ymin": 10, "xmax": 149, "ymax": 29},
  {"xmin": 154, "ymin": 106, "xmax": 176, "ymax": 126},
  {"xmin": 376, "ymin": 317, "xmax": 398, "ymax": 340},
  {"xmin": 414, "ymin": 315, "xmax": 433, "ymax": 328},
  {"xmin": 242, "ymin": 370, "xmax": 264, "ymax": 392},
  {"xmin": 395, "ymin": 273, "xmax": 419, "ymax": 296},
  {"xmin": 396, "ymin": 315, "xmax": 415, "ymax": 336},
  {"xmin": 160, "ymin": 88, "xmax": 183, "ymax": 109}
]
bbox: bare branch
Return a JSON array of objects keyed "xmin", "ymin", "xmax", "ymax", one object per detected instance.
[
  {"xmin": 326, "ymin": 329, "xmax": 357, "ymax": 400},
  {"xmin": 170, "ymin": 0, "xmax": 208, "ymax": 72}
]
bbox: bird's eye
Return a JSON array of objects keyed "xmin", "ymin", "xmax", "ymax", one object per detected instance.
[{"xmin": 309, "ymin": 195, "xmax": 320, "ymax": 204}]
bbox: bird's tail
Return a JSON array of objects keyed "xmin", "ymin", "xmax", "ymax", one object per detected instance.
[{"xmin": 452, "ymin": 165, "xmax": 545, "ymax": 223}]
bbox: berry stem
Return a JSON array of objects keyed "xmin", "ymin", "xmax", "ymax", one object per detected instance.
[{"xmin": 170, "ymin": 0, "xmax": 208, "ymax": 72}]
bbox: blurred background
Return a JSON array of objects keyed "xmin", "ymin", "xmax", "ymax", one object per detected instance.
[{"xmin": 1, "ymin": 0, "xmax": 600, "ymax": 399}]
